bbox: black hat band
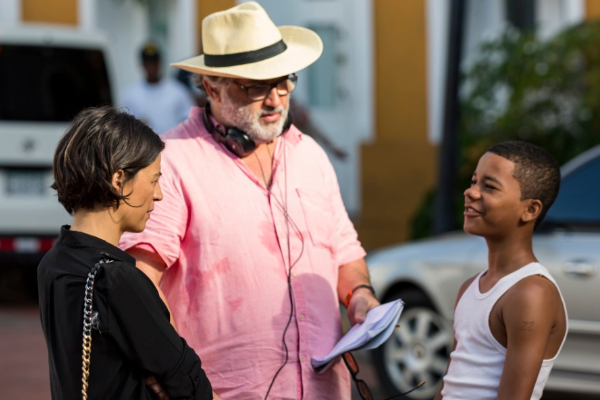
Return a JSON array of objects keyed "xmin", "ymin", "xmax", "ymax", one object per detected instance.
[{"xmin": 204, "ymin": 40, "xmax": 287, "ymax": 68}]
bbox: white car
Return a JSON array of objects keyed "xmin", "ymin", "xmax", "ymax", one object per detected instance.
[
  {"xmin": 0, "ymin": 25, "xmax": 116, "ymax": 253},
  {"xmin": 367, "ymin": 144, "xmax": 600, "ymax": 399},
  {"xmin": 0, "ymin": 25, "xmax": 117, "ymax": 301}
]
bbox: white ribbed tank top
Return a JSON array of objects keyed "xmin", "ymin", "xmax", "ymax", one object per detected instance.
[{"xmin": 441, "ymin": 262, "xmax": 568, "ymax": 400}]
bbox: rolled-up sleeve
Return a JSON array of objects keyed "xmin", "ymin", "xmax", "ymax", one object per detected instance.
[
  {"xmin": 119, "ymin": 156, "xmax": 188, "ymax": 268},
  {"xmin": 100, "ymin": 264, "xmax": 212, "ymax": 399},
  {"xmin": 321, "ymin": 150, "xmax": 366, "ymax": 266}
]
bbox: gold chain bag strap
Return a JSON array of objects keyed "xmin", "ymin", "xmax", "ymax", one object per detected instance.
[{"xmin": 81, "ymin": 258, "xmax": 113, "ymax": 400}]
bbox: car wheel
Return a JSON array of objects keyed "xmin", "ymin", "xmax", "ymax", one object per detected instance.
[{"xmin": 373, "ymin": 289, "xmax": 452, "ymax": 400}]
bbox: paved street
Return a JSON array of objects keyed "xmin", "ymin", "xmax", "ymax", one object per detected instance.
[
  {"xmin": 0, "ymin": 306, "xmax": 385, "ymax": 400},
  {"xmin": 0, "ymin": 306, "xmax": 595, "ymax": 400},
  {"xmin": 0, "ymin": 307, "xmax": 50, "ymax": 399}
]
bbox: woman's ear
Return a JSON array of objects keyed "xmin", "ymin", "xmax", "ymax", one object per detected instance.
[
  {"xmin": 112, "ymin": 170, "xmax": 125, "ymax": 194},
  {"xmin": 521, "ymin": 199, "xmax": 543, "ymax": 224}
]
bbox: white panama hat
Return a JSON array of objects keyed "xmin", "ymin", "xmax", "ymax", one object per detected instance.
[{"xmin": 171, "ymin": 1, "xmax": 323, "ymax": 80}]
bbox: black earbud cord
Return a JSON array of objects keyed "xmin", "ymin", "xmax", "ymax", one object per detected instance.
[{"xmin": 261, "ymin": 136, "xmax": 305, "ymax": 400}]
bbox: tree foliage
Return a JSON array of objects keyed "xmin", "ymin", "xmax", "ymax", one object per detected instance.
[{"xmin": 411, "ymin": 21, "xmax": 600, "ymax": 239}]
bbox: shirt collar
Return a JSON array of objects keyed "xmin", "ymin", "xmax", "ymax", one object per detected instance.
[
  {"xmin": 282, "ymin": 124, "xmax": 302, "ymax": 146},
  {"xmin": 58, "ymin": 225, "xmax": 136, "ymax": 265}
]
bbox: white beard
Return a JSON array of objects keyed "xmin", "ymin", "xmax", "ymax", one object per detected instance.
[{"xmin": 220, "ymin": 92, "xmax": 289, "ymax": 144}]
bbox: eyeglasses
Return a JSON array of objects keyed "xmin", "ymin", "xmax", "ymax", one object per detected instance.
[
  {"xmin": 343, "ymin": 352, "xmax": 374, "ymax": 400},
  {"xmin": 234, "ymin": 74, "xmax": 298, "ymax": 101},
  {"xmin": 342, "ymin": 352, "xmax": 425, "ymax": 400}
]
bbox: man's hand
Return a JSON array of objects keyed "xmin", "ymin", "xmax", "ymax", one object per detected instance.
[
  {"xmin": 337, "ymin": 258, "xmax": 380, "ymax": 325},
  {"xmin": 347, "ymin": 288, "xmax": 380, "ymax": 325},
  {"xmin": 146, "ymin": 375, "xmax": 170, "ymax": 400},
  {"xmin": 212, "ymin": 391, "xmax": 223, "ymax": 400}
]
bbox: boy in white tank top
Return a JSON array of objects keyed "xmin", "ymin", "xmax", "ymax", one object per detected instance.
[{"xmin": 435, "ymin": 141, "xmax": 568, "ymax": 400}]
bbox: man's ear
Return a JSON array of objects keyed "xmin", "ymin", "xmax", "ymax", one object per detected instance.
[
  {"xmin": 203, "ymin": 78, "xmax": 222, "ymax": 103},
  {"xmin": 112, "ymin": 170, "xmax": 125, "ymax": 194},
  {"xmin": 521, "ymin": 199, "xmax": 543, "ymax": 224}
]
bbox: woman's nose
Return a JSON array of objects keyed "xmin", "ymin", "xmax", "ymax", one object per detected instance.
[{"xmin": 154, "ymin": 182, "xmax": 164, "ymax": 202}]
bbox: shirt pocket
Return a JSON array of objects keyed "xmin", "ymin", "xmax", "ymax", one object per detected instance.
[{"xmin": 296, "ymin": 188, "xmax": 335, "ymax": 254}]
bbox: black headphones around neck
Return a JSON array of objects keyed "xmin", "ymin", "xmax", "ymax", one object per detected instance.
[{"xmin": 202, "ymin": 103, "xmax": 293, "ymax": 158}]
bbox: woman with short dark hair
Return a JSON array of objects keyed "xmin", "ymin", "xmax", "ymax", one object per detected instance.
[{"xmin": 37, "ymin": 106, "xmax": 213, "ymax": 400}]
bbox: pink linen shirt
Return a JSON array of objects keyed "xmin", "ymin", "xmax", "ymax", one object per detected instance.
[{"xmin": 120, "ymin": 107, "xmax": 366, "ymax": 399}]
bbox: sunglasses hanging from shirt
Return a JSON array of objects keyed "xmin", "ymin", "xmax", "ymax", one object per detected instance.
[{"xmin": 343, "ymin": 352, "xmax": 425, "ymax": 400}]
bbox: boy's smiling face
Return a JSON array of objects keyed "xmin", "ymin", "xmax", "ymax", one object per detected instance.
[{"xmin": 463, "ymin": 152, "xmax": 531, "ymax": 238}]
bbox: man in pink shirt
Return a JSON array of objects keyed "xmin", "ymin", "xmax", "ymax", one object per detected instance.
[{"xmin": 120, "ymin": 3, "xmax": 379, "ymax": 399}]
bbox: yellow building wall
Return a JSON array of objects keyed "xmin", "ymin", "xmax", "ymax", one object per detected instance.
[
  {"xmin": 21, "ymin": 0, "xmax": 235, "ymax": 48},
  {"xmin": 357, "ymin": 0, "xmax": 437, "ymax": 249},
  {"xmin": 22, "ymin": 0, "xmax": 78, "ymax": 25},
  {"xmin": 587, "ymin": 0, "xmax": 600, "ymax": 19},
  {"xmin": 20, "ymin": 0, "xmax": 431, "ymax": 250},
  {"xmin": 197, "ymin": 0, "xmax": 235, "ymax": 53}
]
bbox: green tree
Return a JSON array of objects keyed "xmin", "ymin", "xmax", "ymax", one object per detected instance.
[{"xmin": 412, "ymin": 21, "xmax": 600, "ymax": 239}]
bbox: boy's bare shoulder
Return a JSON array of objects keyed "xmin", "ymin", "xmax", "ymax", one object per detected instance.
[
  {"xmin": 509, "ymin": 275, "xmax": 559, "ymax": 301},
  {"xmin": 502, "ymin": 274, "xmax": 562, "ymax": 316}
]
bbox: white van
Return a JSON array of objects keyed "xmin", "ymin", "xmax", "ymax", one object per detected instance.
[{"xmin": 0, "ymin": 25, "xmax": 116, "ymax": 258}]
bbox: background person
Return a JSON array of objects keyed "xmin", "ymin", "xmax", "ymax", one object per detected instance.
[
  {"xmin": 122, "ymin": 41, "xmax": 195, "ymax": 134},
  {"xmin": 37, "ymin": 106, "xmax": 214, "ymax": 400},
  {"xmin": 436, "ymin": 141, "xmax": 568, "ymax": 400},
  {"xmin": 119, "ymin": 2, "xmax": 379, "ymax": 399}
]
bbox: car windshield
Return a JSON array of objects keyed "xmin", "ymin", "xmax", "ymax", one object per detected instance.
[
  {"xmin": 0, "ymin": 44, "xmax": 112, "ymax": 122},
  {"xmin": 544, "ymin": 154, "xmax": 600, "ymax": 228}
]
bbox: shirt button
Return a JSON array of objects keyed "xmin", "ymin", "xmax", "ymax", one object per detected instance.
[
  {"xmin": 291, "ymin": 271, "xmax": 297, "ymax": 278},
  {"xmin": 301, "ymin": 355, "xmax": 306, "ymax": 362},
  {"xmin": 299, "ymin": 314, "xmax": 304, "ymax": 321}
]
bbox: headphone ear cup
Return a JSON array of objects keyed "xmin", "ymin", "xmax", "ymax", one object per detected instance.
[
  {"xmin": 224, "ymin": 128, "xmax": 256, "ymax": 158},
  {"xmin": 204, "ymin": 104, "xmax": 292, "ymax": 158},
  {"xmin": 204, "ymin": 105, "xmax": 255, "ymax": 158}
]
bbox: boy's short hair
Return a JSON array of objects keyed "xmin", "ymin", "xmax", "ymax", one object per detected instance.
[
  {"xmin": 52, "ymin": 106, "xmax": 165, "ymax": 214},
  {"xmin": 487, "ymin": 141, "xmax": 561, "ymax": 228}
]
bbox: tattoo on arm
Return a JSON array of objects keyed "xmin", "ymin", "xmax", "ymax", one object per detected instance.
[{"xmin": 520, "ymin": 321, "xmax": 535, "ymax": 331}]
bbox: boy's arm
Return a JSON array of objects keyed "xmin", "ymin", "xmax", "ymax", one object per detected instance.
[
  {"xmin": 496, "ymin": 276, "xmax": 559, "ymax": 400},
  {"xmin": 434, "ymin": 275, "xmax": 477, "ymax": 400}
]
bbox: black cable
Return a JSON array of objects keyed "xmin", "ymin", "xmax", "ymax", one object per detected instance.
[{"xmin": 264, "ymin": 136, "xmax": 305, "ymax": 400}]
